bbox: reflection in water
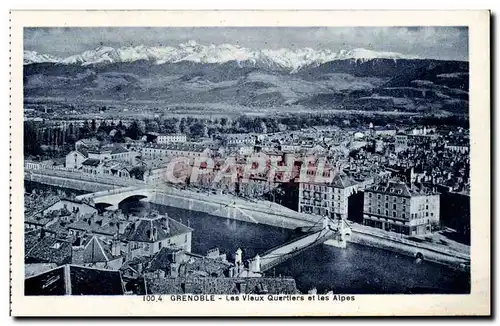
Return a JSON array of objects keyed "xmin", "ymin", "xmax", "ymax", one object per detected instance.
[
  {"xmin": 24, "ymin": 183, "xmax": 470, "ymax": 295},
  {"xmin": 120, "ymin": 200, "xmax": 470, "ymax": 295}
]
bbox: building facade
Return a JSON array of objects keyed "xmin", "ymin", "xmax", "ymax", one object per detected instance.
[
  {"xmin": 298, "ymin": 173, "xmax": 358, "ymax": 219},
  {"xmin": 157, "ymin": 134, "xmax": 187, "ymax": 144},
  {"xmin": 363, "ymin": 181, "xmax": 440, "ymax": 235}
]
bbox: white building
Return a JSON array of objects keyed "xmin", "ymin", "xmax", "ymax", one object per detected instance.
[{"xmin": 157, "ymin": 134, "xmax": 187, "ymax": 144}]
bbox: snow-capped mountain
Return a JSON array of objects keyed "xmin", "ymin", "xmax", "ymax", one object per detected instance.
[
  {"xmin": 24, "ymin": 40, "xmax": 419, "ymax": 72},
  {"xmin": 24, "ymin": 50, "xmax": 62, "ymax": 65}
]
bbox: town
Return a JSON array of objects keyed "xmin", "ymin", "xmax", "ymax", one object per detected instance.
[{"xmin": 23, "ymin": 112, "xmax": 471, "ymax": 295}]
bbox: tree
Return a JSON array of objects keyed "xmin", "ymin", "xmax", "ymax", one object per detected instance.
[
  {"xmin": 24, "ymin": 122, "xmax": 42, "ymax": 157},
  {"xmin": 112, "ymin": 130, "xmax": 124, "ymax": 143},
  {"xmin": 125, "ymin": 120, "xmax": 142, "ymax": 140},
  {"xmin": 189, "ymin": 122, "xmax": 205, "ymax": 138}
]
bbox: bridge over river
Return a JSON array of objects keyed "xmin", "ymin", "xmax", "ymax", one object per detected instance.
[{"xmin": 247, "ymin": 217, "xmax": 351, "ymax": 273}]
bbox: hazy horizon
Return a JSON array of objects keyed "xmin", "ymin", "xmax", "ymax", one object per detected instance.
[{"xmin": 24, "ymin": 26, "xmax": 468, "ymax": 61}]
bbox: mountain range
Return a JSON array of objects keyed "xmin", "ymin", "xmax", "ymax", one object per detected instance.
[
  {"xmin": 23, "ymin": 42, "xmax": 469, "ymax": 114},
  {"xmin": 24, "ymin": 41, "xmax": 420, "ymax": 73}
]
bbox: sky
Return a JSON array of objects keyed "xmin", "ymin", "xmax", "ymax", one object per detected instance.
[{"xmin": 24, "ymin": 26, "xmax": 468, "ymax": 61}]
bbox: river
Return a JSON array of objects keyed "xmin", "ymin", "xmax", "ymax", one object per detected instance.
[{"xmin": 25, "ymin": 182, "xmax": 470, "ymax": 294}]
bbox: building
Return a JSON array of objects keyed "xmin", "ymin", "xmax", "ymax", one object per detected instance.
[
  {"xmin": 71, "ymin": 235, "xmax": 124, "ymax": 270},
  {"xmin": 395, "ymin": 133, "xmax": 408, "ymax": 153},
  {"xmin": 65, "ymin": 149, "xmax": 89, "ymax": 169},
  {"xmin": 141, "ymin": 143, "xmax": 212, "ymax": 160},
  {"xmin": 25, "ymin": 264, "xmax": 125, "ymax": 295},
  {"xmin": 298, "ymin": 173, "xmax": 358, "ymax": 219},
  {"xmin": 157, "ymin": 134, "xmax": 187, "ymax": 144},
  {"xmin": 121, "ymin": 213, "xmax": 193, "ymax": 259},
  {"xmin": 363, "ymin": 181, "xmax": 440, "ymax": 235},
  {"xmin": 224, "ymin": 133, "xmax": 257, "ymax": 146}
]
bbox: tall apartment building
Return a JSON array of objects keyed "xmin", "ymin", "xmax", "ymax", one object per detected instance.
[
  {"xmin": 298, "ymin": 173, "xmax": 358, "ymax": 219},
  {"xmin": 363, "ymin": 181, "xmax": 440, "ymax": 235}
]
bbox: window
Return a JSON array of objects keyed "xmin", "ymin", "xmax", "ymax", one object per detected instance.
[
  {"xmin": 385, "ymin": 203, "xmax": 388, "ymax": 208},
  {"xmin": 426, "ymin": 212, "xmax": 429, "ymax": 217},
  {"xmin": 385, "ymin": 210, "xmax": 389, "ymax": 216},
  {"xmin": 426, "ymin": 205, "xmax": 429, "ymax": 210},
  {"xmin": 369, "ymin": 193, "xmax": 372, "ymax": 198},
  {"xmin": 393, "ymin": 204, "xmax": 396, "ymax": 209},
  {"xmin": 158, "ymin": 242, "xmax": 162, "ymax": 250},
  {"xmin": 385, "ymin": 196, "xmax": 389, "ymax": 201},
  {"xmin": 377, "ymin": 209, "xmax": 381, "ymax": 214},
  {"xmin": 393, "ymin": 211, "xmax": 396, "ymax": 217},
  {"xmin": 378, "ymin": 195, "xmax": 381, "ymax": 200},
  {"xmin": 402, "ymin": 199, "xmax": 406, "ymax": 204},
  {"xmin": 402, "ymin": 213, "xmax": 406, "ymax": 219},
  {"xmin": 393, "ymin": 197, "xmax": 397, "ymax": 202}
]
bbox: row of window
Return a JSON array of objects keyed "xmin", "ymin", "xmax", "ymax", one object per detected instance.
[
  {"xmin": 368, "ymin": 192, "xmax": 407, "ymax": 203},
  {"xmin": 366, "ymin": 208, "xmax": 434, "ymax": 219},
  {"xmin": 368, "ymin": 201, "xmax": 407, "ymax": 211}
]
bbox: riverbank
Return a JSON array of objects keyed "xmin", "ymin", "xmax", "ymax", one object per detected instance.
[{"xmin": 149, "ymin": 186, "xmax": 470, "ymax": 268}]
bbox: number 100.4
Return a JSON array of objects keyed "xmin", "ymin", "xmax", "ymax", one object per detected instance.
[{"xmin": 143, "ymin": 295, "xmax": 163, "ymax": 302}]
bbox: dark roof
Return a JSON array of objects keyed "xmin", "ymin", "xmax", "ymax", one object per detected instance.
[
  {"xmin": 81, "ymin": 158, "xmax": 101, "ymax": 167},
  {"xmin": 331, "ymin": 173, "xmax": 356, "ymax": 188},
  {"xmin": 121, "ymin": 215, "xmax": 192, "ymax": 243},
  {"xmin": 144, "ymin": 277, "xmax": 299, "ymax": 295},
  {"xmin": 25, "ymin": 234, "xmax": 72, "ymax": 265},
  {"xmin": 366, "ymin": 181, "xmax": 414, "ymax": 197},
  {"xmin": 25, "ymin": 265, "xmax": 124, "ymax": 295},
  {"xmin": 67, "ymin": 216, "xmax": 120, "ymax": 236},
  {"xmin": 82, "ymin": 235, "xmax": 122, "ymax": 263},
  {"xmin": 111, "ymin": 145, "xmax": 129, "ymax": 154},
  {"xmin": 144, "ymin": 247, "xmax": 179, "ymax": 273},
  {"xmin": 78, "ymin": 148, "xmax": 89, "ymax": 157}
]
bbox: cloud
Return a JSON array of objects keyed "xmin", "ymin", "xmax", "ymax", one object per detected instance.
[{"xmin": 24, "ymin": 26, "xmax": 468, "ymax": 61}]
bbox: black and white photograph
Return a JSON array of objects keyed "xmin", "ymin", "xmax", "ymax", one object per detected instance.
[{"xmin": 9, "ymin": 10, "xmax": 491, "ymax": 316}]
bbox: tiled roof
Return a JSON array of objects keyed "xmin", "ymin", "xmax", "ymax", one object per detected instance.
[
  {"xmin": 144, "ymin": 247, "xmax": 180, "ymax": 273},
  {"xmin": 121, "ymin": 215, "xmax": 192, "ymax": 243},
  {"xmin": 331, "ymin": 173, "xmax": 356, "ymax": 188},
  {"xmin": 144, "ymin": 277, "xmax": 299, "ymax": 295},
  {"xmin": 25, "ymin": 265, "xmax": 124, "ymax": 295},
  {"xmin": 25, "ymin": 234, "xmax": 72, "ymax": 265},
  {"xmin": 111, "ymin": 145, "xmax": 129, "ymax": 154},
  {"xmin": 81, "ymin": 235, "xmax": 122, "ymax": 263},
  {"xmin": 81, "ymin": 158, "xmax": 101, "ymax": 167},
  {"xmin": 67, "ymin": 215, "xmax": 121, "ymax": 236}
]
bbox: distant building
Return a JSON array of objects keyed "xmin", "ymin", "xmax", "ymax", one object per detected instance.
[
  {"xmin": 224, "ymin": 133, "xmax": 257, "ymax": 146},
  {"xmin": 395, "ymin": 133, "xmax": 408, "ymax": 153},
  {"xmin": 157, "ymin": 134, "xmax": 187, "ymax": 144},
  {"xmin": 363, "ymin": 181, "xmax": 440, "ymax": 235},
  {"xmin": 142, "ymin": 143, "xmax": 212, "ymax": 160},
  {"xmin": 65, "ymin": 149, "xmax": 88, "ymax": 169}
]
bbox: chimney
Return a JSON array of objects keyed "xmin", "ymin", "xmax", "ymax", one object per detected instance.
[
  {"xmin": 235, "ymin": 248, "xmax": 243, "ymax": 266},
  {"xmin": 163, "ymin": 217, "xmax": 170, "ymax": 233},
  {"xmin": 111, "ymin": 237, "xmax": 121, "ymax": 256}
]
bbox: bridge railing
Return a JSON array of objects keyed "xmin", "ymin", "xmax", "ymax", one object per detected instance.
[
  {"xmin": 27, "ymin": 165, "xmax": 146, "ymax": 188},
  {"xmin": 259, "ymin": 229, "xmax": 333, "ymax": 272}
]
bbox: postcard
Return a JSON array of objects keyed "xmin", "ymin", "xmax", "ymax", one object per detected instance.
[{"xmin": 10, "ymin": 10, "xmax": 490, "ymax": 316}]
